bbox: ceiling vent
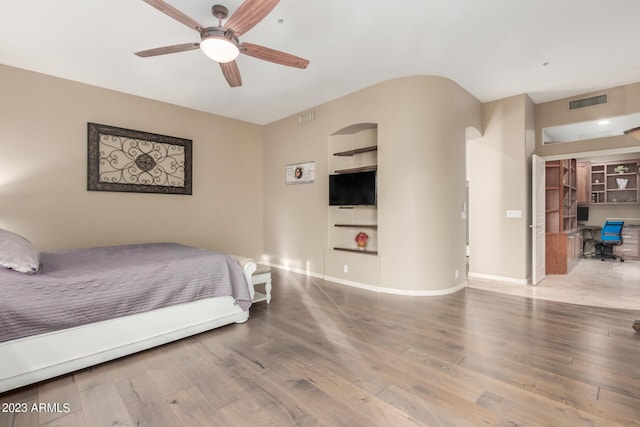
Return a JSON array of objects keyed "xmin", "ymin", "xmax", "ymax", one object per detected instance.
[
  {"xmin": 298, "ymin": 110, "xmax": 316, "ymax": 125},
  {"xmin": 568, "ymin": 94, "xmax": 608, "ymax": 110}
]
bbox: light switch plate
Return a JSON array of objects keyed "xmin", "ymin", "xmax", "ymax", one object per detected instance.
[{"xmin": 506, "ymin": 210, "xmax": 523, "ymax": 218}]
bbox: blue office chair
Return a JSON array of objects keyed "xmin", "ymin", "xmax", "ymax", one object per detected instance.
[{"xmin": 594, "ymin": 221, "xmax": 624, "ymax": 262}]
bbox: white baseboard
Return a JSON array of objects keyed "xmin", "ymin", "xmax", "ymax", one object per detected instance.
[
  {"xmin": 377, "ymin": 281, "xmax": 467, "ymax": 296},
  {"xmin": 468, "ymin": 271, "xmax": 528, "ymax": 285},
  {"xmin": 267, "ymin": 266, "xmax": 469, "ymax": 297},
  {"xmin": 322, "ymin": 275, "xmax": 380, "ymax": 293},
  {"xmin": 323, "ymin": 275, "xmax": 468, "ymax": 296}
]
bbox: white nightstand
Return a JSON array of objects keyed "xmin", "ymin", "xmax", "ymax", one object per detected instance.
[{"xmin": 252, "ymin": 264, "xmax": 272, "ymax": 304}]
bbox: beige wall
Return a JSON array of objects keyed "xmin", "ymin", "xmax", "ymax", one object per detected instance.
[
  {"xmin": 0, "ymin": 64, "xmax": 263, "ymax": 258},
  {"xmin": 263, "ymin": 76, "xmax": 481, "ymax": 293},
  {"xmin": 469, "ymin": 95, "xmax": 533, "ymax": 281}
]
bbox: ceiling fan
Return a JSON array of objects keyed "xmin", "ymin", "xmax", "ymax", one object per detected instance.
[{"xmin": 135, "ymin": 0, "xmax": 310, "ymax": 87}]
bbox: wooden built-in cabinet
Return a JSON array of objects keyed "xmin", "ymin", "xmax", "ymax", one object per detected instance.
[
  {"xmin": 545, "ymin": 159, "xmax": 577, "ymax": 233},
  {"xmin": 614, "ymin": 226, "xmax": 640, "ymax": 261},
  {"xmin": 588, "ymin": 160, "xmax": 639, "ymax": 205},
  {"xmin": 590, "ymin": 164, "xmax": 606, "ymax": 204},
  {"xmin": 546, "ymin": 229, "xmax": 582, "ymax": 274},
  {"xmin": 576, "ymin": 162, "xmax": 590, "ymax": 205},
  {"xmin": 545, "ymin": 159, "xmax": 581, "ymax": 274}
]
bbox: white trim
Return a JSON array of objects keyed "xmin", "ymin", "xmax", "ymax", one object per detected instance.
[
  {"xmin": 323, "ymin": 275, "xmax": 468, "ymax": 296},
  {"xmin": 378, "ymin": 281, "xmax": 468, "ymax": 296},
  {"xmin": 323, "ymin": 275, "xmax": 380, "ymax": 293},
  {"xmin": 468, "ymin": 271, "xmax": 528, "ymax": 285},
  {"xmin": 266, "ymin": 263, "xmax": 469, "ymax": 296}
]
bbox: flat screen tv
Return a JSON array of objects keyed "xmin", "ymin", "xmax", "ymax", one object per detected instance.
[{"xmin": 329, "ymin": 171, "xmax": 376, "ymax": 206}]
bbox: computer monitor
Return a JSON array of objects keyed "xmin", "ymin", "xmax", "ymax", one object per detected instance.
[{"xmin": 577, "ymin": 206, "xmax": 589, "ymax": 222}]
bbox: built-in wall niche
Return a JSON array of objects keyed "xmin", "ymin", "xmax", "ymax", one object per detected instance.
[{"xmin": 327, "ymin": 123, "xmax": 379, "ymax": 262}]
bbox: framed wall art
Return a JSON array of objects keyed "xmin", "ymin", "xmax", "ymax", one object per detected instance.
[
  {"xmin": 87, "ymin": 122, "xmax": 192, "ymax": 195},
  {"xmin": 286, "ymin": 161, "xmax": 315, "ymax": 184}
]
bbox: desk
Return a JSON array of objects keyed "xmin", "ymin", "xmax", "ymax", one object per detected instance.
[
  {"xmin": 546, "ymin": 229, "xmax": 582, "ymax": 274},
  {"xmin": 581, "ymin": 224, "xmax": 639, "ymax": 261}
]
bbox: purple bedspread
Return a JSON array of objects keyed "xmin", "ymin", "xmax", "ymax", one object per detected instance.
[{"xmin": 0, "ymin": 243, "xmax": 251, "ymax": 343}]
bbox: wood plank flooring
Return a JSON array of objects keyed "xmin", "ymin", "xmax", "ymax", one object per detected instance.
[{"xmin": 2, "ymin": 268, "xmax": 640, "ymax": 426}]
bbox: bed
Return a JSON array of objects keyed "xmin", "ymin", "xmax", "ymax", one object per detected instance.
[{"xmin": 0, "ymin": 230, "xmax": 257, "ymax": 393}]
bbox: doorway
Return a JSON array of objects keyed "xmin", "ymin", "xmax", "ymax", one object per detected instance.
[{"xmin": 532, "ymin": 147, "xmax": 640, "ymax": 282}]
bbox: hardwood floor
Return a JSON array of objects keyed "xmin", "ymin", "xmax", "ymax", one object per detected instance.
[{"xmin": 2, "ymin": 268, "xmax": 640, "ymax": 426}]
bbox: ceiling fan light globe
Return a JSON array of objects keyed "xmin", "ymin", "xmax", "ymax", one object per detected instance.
[{"xmin": 200, "ymin": 37, "xmax": 239, "ymax": 63}]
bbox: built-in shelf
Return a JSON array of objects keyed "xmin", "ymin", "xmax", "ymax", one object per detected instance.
[
  {"xmin": 333, "ymin": 247, "xmax": 378, "ymax": 255},
  {"xmin": 589, "ymin": 160, "xmax": 639, "ymax": 204},
  {"xmin": 334, "ymin": 224, "xmax": 378, "ymax": 229},
  {"xmin": 333, "ymin": 145, "xmax": 377, "ymax": 157},
  {"xmin": 545, "ymin": 159, "xmax": 580, "ymax": 274},
  {"xmin": 334, "ymin": 165, "xmax": 377, "ymax": 174}
]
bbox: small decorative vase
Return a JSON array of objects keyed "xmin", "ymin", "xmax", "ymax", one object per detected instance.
[
  {"xmin": 617, "ymin": 178, "xmax": 629, "ymax": 189},
  {"xmin": 355, "ymin": 231, "xmax": 368, "ymax": 250}
]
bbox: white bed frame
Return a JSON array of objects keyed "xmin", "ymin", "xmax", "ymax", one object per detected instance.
[{"xmin": 0, "ymin": 255, "xmax": 256, "ymax": 394}]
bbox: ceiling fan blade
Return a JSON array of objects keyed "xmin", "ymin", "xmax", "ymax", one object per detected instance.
[
  {"xmin": 135, "ymin": 42, "xmax": 200, "ymax": 57},
  {"xmin": 241, "ymin": 42, "xmax": 309, "ymax": 69},
  {"xmin": 219, "ymin": 61, "xmax": 242, "ymax": 87},
  {"xmin": 223, "ymin": 0, "xmax": 279, "ymax": 37},
  {"xmin": 143, "ymin": 0, "xmax": 205, "ymax": 32}
]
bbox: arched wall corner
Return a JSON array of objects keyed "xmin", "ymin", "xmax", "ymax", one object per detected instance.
[
  {"xmin": 262, "ymin": 75, "xmax": 482, "ymax": 295},
  {"xmin": 331, "ymin": 122, "xmax": 378, "ymax": 136},
  {"xmin": 466, "ymin": 126, "xmax": 483, "ymax": 140},
  {"xmin": 375, "ymin": 76, "xmax": 482, "ymax": 294}
]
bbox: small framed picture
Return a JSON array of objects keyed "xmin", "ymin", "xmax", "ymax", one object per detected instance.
[{"xmin": 286, "ymin": 161, "xmax": 315, "ymax": 184}]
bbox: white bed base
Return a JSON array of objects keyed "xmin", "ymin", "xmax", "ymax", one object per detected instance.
[{"xmin": 0, "ymin": 255, "xmax": 256, "ymax": 394}]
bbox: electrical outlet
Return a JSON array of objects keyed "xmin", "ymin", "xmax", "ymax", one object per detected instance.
[
  {"xmin": 343, "ymin": 264, "xmax": 349, "ymax": 273},
  {"xmin": 455, "ymin": 269, "xmax": 459, "ymax": 279}
]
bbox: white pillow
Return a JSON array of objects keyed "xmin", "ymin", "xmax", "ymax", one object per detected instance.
[{"xmin": 0, "ymin": 229, "xmax": 41, "ymax": 274}]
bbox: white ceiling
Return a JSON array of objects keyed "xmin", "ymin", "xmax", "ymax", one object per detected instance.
[{"xmin": 2, "ymin": 0, "xmax": 640, "ymax": 125}]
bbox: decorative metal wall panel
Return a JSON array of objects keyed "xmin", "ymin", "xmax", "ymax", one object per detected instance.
[{"xmin": 87, "ymin": 123, "xmax": 192, "ymax": 195}]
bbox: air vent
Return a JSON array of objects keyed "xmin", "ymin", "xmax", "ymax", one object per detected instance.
[
  {"xmin": 568, "ymin": 94, "xmax": 607, "ymax": 110},
  {"xmin": 298, "ymin": 110, "xmax": 316, "ymax": 125}
]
